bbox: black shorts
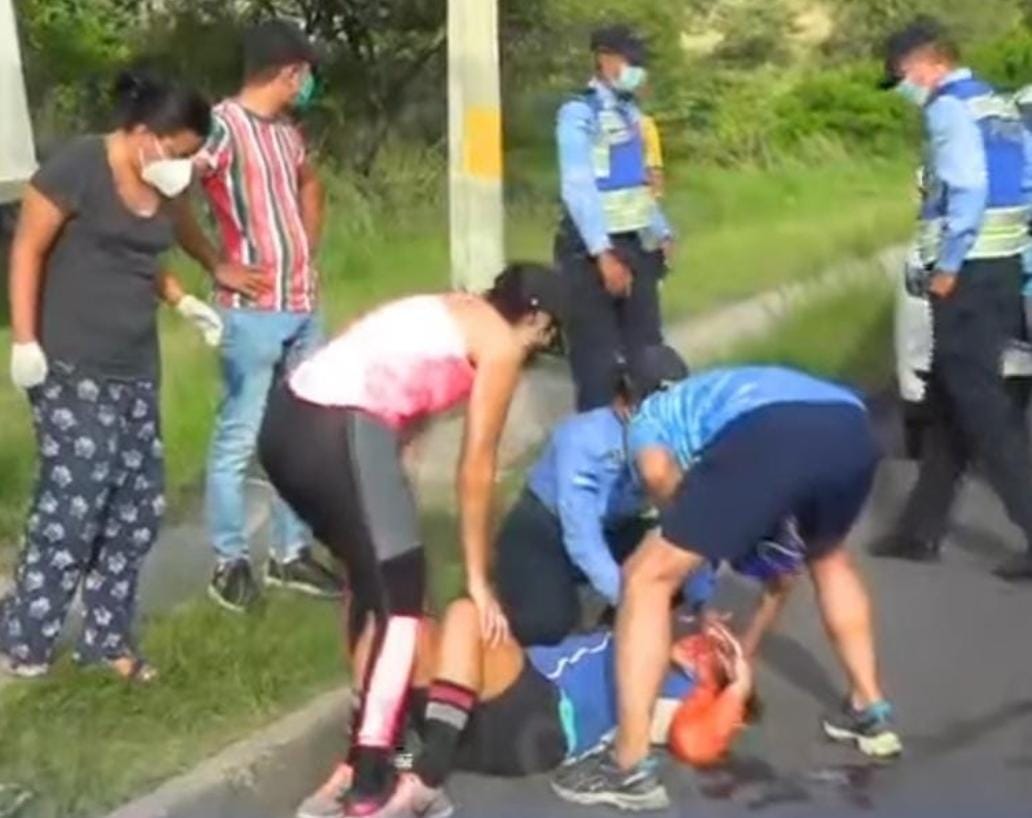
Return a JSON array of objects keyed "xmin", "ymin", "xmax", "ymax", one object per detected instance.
[
  {"xmin": 453, "ymin": 659, "xmax": 567, "ymax": 777},
  {"xmin": 660, "ymin": 402, "xmax": 878, "ymax": 563}
]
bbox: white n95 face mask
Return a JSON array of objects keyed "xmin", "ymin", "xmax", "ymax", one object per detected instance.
[{"xmin": 141, "ymin": 157, "xmax": 193, "ymax": 198}]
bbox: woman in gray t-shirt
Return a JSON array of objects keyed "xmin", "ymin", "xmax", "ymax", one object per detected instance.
[{"xmin": 1, "ymin": 70, "xmax": 221, "ymax": 682}]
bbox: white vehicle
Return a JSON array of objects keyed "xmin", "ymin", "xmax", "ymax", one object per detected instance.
[
  {"xmin": 894, "ymin": 245, "xmax": 1032, "ymax": 457},
  {"xmin": 0, "ymin": 0, "xmax": 36, "ymax": 204}
]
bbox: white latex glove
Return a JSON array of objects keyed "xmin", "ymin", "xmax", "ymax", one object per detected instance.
[
  {"xmin": 176, "ymin": 294, "xmax": 223, "ymax": 347},
  {"xmin": 10, "ymin": 341, "xmax": 48, "ymax": 390}
]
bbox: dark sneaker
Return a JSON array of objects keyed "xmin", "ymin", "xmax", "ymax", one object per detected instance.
[
  {"xmin": 993, "ymin": 551, "xmax": 1032, "ymax": 582},
  {"xmin": 868, "ymin": 534, "xmax": 940, "ymax": 563},
  {"xmin": 822, "ymin": 700, "xmax": 902, "ymax": 759},
  {"xmin": 266, "ymin": 549, "xmax": 344, "ymax": 598},
  {"xmin": 551, "ymin": 749, "xmax": 669, "ymax": 811},
  {"xmin": 208, "ymin": 560, "xmax": 259, "ymax": 613}
]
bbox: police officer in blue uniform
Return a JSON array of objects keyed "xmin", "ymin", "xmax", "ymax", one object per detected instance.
[
  {"xmin": 871, "ymin": 18, "xmax": 1032, "ymax": 581},
  {"xmin": 555, "ymin": 25, "xmax": 674, "ymax": 412},
  {"xmin": 493, "ymin": 346, "xmax": 698, "ymax": 645}
]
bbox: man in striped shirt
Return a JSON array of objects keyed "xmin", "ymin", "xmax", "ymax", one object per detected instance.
[{"xmin": 175, "ymin": 19, "xmax": 342, "ymax": 610}]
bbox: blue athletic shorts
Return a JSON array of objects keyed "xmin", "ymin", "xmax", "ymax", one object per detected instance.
[{"xmin": 659, "ymin": 402, "xmax": 878, "ymax": 564}]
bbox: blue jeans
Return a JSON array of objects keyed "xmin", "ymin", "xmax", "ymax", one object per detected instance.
[{"xmin": 206, "ymin": 308, "xmax": 322, "ymax": 564}]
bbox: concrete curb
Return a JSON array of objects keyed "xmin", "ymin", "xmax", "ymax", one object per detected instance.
[
  {"xmin": 104, "ymin": 688, "xmax": 350, "ymax": 818},
  {"xmin": 102, "ymin": 244, "xmax": 905, "ymax": 818}
]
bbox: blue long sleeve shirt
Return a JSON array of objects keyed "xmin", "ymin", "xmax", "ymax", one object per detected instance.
[
  {"xmin": 557, "ymin": 79, "xmax": 672, "ymax": 256},
  {"xmin": 527, "ymin": 408, "xmax": 716, "ymax": 607},
  {"xmin": 527, "ymin": 409, "xmax": 642, "ymax": 604},
  {"xmin": 926, "ymin": 68, "xmax": 1032, "ymax": 274}
]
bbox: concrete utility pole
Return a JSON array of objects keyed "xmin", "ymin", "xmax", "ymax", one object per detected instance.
[
  {"xmin": 447, "ymin": 0, "xmax": 505, "ymax": 292},
  {"xmin": 0, "ymin": 0, "xmax": 37, "ymax": 203}
]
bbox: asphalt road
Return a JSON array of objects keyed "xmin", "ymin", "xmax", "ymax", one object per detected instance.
[{"xmin": 435, "ymin": 456, "xmax": 1032, "ymax": 818}]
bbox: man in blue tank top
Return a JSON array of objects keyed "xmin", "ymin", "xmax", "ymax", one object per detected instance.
[
  {"xmin": 552, "ymin": 366, "xmax": 902, "ymax": 811},
  {"xmin": 870, "ymin": 17, "xmax": 1032, "ymax": 580}
]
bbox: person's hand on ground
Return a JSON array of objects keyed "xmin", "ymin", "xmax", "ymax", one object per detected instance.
[
  {"xmin": 928, "ymin": 272, "xmax": 957, "ymax": 299},
  {"xmin": 597, "ymin": 250, "xmax": 632, "ymax": 298},
  {"xmin": 468, "ymin": 578, "xmax": 511, "ymax": 648},
  {"xmin": 9, "ymin": 341, "xmax": 48, "ymax": 390},
  {"xmin": 176, "ymin": 295, "xmax": 224, "ymax": 347},
  {"xmin": 214, "ymin": 261, "xmax": 269, "ymax": 301}
]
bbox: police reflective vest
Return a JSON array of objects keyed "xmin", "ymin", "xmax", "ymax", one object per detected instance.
[
  {"xmin": 580, "ymin": 89, "xmax": 654, "ymax": 235},
  {"xmin": 918, "ymin": 75, "xmax": 1030, "ymax": 266}
]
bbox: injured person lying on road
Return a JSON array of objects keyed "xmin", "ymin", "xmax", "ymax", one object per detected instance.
[{"xmin": 297, "ymin": 599, "xmax": 753, "ymax": 818}]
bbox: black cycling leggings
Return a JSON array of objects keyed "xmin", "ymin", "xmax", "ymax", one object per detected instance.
[{"xmin": 259, "ymin": 381, "xmax": 424, "ymax": 799}]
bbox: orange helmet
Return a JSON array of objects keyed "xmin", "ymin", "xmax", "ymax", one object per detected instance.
[{"xmin": 668, "ymin": 630, "xmax": 747, "ymax": 768}]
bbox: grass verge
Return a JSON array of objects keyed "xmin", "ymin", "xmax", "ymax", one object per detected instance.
[{"xmin": 708, "ymin": 265, "xmax": 895, "ymax": 391}]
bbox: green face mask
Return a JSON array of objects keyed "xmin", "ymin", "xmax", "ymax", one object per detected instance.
[{"xmin": 293, "ymin": 71, "xmax": 317, "ymax": 111}]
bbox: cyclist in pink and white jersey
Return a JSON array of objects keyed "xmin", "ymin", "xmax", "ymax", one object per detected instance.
[{"xmin": 258, "ymin": 262, "xmax": 566, "ymax": 817}]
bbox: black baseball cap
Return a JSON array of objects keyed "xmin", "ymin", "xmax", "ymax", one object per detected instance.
[
  {"xmin": 590, "ymin": 24, "xmax": 648, "ymax": 67},
  {"xmin": 519, "ymin": 263, "xmax": 568, "ymax": 325},
  {"xmin": 620, "ymin": 344, "xmax": 689, "ymax": 404},
  {"xmin": 878, "ymin": 16, "xmax": 948, "ymax": 90},
  {"xmin": 244, "ymin": 19, "xmax": 320, "ymax": 78}
]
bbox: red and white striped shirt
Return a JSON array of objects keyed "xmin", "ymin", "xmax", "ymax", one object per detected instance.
[{"xmin": 197, "ymin": 99, "xmax": 316, "ymax": 312}]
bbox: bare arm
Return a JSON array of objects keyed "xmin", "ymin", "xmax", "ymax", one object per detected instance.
[
  {"xmin": 155, "ymin": 269, "xmax": 186, "ymax": 306},
  {"xmin": 739, "ymin": 573, "xmax": 797, "ymax": 662},
  {"xmin": 298, "ymin": 160, "xmax": 324, "ymax": 252},
  {"xmin": 170, "ymin": 195, "xmax": 219, "ymax": 273},
  {"xmin": 9, "ymin": 186, "xmax": 68, "ymax": 343},
  {"xmin": 459, "ymin": 344, "xmax": 521, "ymax": 589},
  {"xmin": 636, "ymin": 446, "xmax": 684, "ymax": 506},
  {"xmin": 170, "ymin": 194, "xmax": 267, "ymax": 301}
]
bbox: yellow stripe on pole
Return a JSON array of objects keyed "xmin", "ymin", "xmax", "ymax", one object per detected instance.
[{"xmin": 463, "ymin": 106, "xmax": 503, "ymax": 181}]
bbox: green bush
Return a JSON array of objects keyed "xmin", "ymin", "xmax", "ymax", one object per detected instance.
[
  {"xmin": 971, "ymin": 26, "xmax": 1032, "ymax": 90},
  {"xmin": 772, "ymin": 64, "xmax": 918, "ymax": 156}
]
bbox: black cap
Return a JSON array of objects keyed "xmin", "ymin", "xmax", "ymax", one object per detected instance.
[
  {"xmin": 518, "ymin": 264, "xmax": 568, "ymax": 325},
  {"xmin": 244, "ymin": 19, "xmax": 320, "ymax": 78},
  {"xmin": 590, "ymin": 24, "xmax": 648, "ymax": 67},
  {"xmin": 620, "ymin": 344, "xmax": 688, "ymax": 403},
  {"xmin": 878, "ymin": 16, "xmax": 947, "ymax": 90}
]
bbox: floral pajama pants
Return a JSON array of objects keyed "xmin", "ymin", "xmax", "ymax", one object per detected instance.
[{"xmin": 0, "ymin": 363, "xmax": 165, "ymax": 667}]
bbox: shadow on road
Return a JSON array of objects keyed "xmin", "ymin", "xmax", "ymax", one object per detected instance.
[
  {"xmin": 949, "ymin": 521, "xmax": 1017, "ymax": 564},
  {"xmin": 759, "ymin": 633, "xmax": 841, "ymax": 709},
  {"xmin": 907, "ymin": 699, "xmax": 1032, "ymax": 761}
]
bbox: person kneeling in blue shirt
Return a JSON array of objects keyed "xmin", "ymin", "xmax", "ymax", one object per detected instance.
[
  {"xmin": 493, "ymin": 345, "xmax": 703, "ymax": 646},
  {"xmin": 493, "ymin": 346, "xmax": 806, "ymax": 665}
]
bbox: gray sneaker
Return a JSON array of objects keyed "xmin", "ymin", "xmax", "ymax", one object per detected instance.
[
  {"xmin": 822, "ymin": 700, "xmax": 903, "ymax": 759},
  {"xmin": 551, "ymin": 749, "xmax": 669, "ymax": 812}
]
